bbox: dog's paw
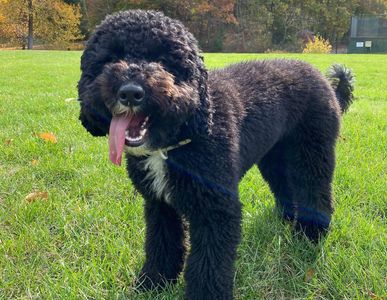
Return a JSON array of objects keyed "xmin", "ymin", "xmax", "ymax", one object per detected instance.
[
  {"xmin": 133, "ymin": 272, "xmax": 164, "ymax": 291},
  {"xmin": 133, "ymin": 271, "xmax": 176, "ymax": 292},
  {"xmin": 294, "ymin": 217, "xmax": 330, "ymax": 242},
  {"xmin": 279, "ymin": 202, "xmax": 331, "ymax": 242},
  {"xmin": 184, "ymin": 289, "xmax": 233, "ymax": 300}
]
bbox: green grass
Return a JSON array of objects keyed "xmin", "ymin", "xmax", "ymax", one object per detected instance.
[{"xmin": 0, "ymin": 51, "xmax": 386, "ymax": 299}]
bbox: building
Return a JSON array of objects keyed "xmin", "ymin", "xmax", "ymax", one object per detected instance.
[{"xmin": 348, "ymin": 15, "xmax": 387, "ymax": 53}]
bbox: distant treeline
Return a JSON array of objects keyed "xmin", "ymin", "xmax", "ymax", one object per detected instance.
[{"xmin": 1, "ymin": 0, "xmax": 387, "ymax": 51}]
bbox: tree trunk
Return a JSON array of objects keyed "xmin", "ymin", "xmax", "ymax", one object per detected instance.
[
  {"xmin": 80, "ymin": 0, "xmax": 90, "ymax": 38},
  {"xmin": 27, "ymin": 0, "xmax": 33, "ymax": 50}
]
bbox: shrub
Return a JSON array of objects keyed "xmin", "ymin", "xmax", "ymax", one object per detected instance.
[{"xmin": 303, "ymin": 35, "xmax": 332, "ymax": 54}]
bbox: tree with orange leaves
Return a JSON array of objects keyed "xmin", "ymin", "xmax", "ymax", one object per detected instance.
[{"xmin": 0, "ymin": 0, "xmax": 82, "ymax": 49}]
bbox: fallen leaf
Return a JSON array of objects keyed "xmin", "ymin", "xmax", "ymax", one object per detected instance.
[
  {"xmin": 25, "ymin": 191, "xmax": 48, "ymax": 203},
  {"xmin": 31, "ymin": 159, "xmax": 39, "ymax": 166},
  {"xmin": 368, "ymin": 291, "xmax": 381, "ymax": 300},
  {"xmin": 304, "ymin": 268, "xmax": 315, "ymax": 282},
  {"xmin": 4, "ymin": 139, "xmax": 13, "ymax": 145},
  {"xmin": 65, "ymin": 98, "xmax": 76, "ymax": 103},
  {"xmin": 38, "ymin": 132, "xmax": 57, "ymax": 144}
]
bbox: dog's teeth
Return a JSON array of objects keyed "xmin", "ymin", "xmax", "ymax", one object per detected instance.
[
  {"xmin": 128, "ymin": 136, "xmax": 141, "ymax": 142},
  {"xmin": 141, "ymin": 117, "xmax": 149, "ymax": 129},
  {"xmin": 125, "ymin": 119, "xmax": 148, "ymax": 144}
]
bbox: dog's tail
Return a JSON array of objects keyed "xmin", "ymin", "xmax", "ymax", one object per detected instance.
[{"xmin": 327, "ymin": 64, "xmax": 355, "ymax": 113}]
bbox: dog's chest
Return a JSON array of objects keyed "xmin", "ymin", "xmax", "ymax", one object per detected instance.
[{"xmin": 142, "ymin": 154, "xmax": 171, "ymax": 203}]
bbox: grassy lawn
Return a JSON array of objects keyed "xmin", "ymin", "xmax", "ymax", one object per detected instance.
[{"xmin": 0, "ymin": 51, "xmax": 386, "ymax": 299}]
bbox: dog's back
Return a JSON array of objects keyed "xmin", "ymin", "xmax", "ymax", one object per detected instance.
[{"xmin": 208, "ymin": 60, "xmax": 342, "ymax": 166}]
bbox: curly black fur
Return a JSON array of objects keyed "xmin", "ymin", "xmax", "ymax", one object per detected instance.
[
  {"xmin": 327, "ymin": 64, "xmax": 355, "ymax": 113},
  {"xmin": 78, "ymin": 10, "xmax": 355, "ymax": 300}
]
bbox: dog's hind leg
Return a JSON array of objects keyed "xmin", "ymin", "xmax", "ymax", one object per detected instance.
[
  {"xmin": 259, "ymin": 106, "xmax": 338, "ymax": 242},
  {"xmin": 258, "ymin": 140, "xmax": 294, "ymax": 220},
  {"xmin": 284, "ymin": 118, "xmax": 338, "ymax": 241},
  {"xmin": 135, "ymin": 199, "xmax": 186, "ymax": 290}
]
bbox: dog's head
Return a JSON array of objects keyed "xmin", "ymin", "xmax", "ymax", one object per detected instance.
[{"xmin": 78, "ymin": 10, "xmax": 211, "ymax": 163}]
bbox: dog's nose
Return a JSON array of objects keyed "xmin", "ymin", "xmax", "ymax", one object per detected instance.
[{"xmin": 117, "ymin": 83, "xmax": 145, "ymax": 106}]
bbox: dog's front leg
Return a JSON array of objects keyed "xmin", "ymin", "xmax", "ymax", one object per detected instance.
[
  {"xmin": 183, "ymin": 195, "xmax": 242, "ymax": 300},
  {"xmin": 135, "ymin": 198, "xmax": 186, "ymax": 290}
]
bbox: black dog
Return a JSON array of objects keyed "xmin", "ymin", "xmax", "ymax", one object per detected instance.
[{"xmin": 78, "ymin": 10, "xmax": 354, "ymax": 300}]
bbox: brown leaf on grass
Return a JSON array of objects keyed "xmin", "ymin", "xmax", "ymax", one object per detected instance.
[
  {"xmin": 368, "ymin": 291, "xmax": 381, "ymax": 300},
  {"xmin": 4, "ymin": 139, "xmax": 13, "ymax": 145},
  {"xmin": 25, "ymin": 191, "xmax": 48, "ymax": 203},
  {"xmin": 31, "ymin": 159, "xmax": 39, "ymax": 166},
  {"xmin": 38, "ymin": 132, "xmax": 57, "ymax": 144},
  {"xmin": 304, "ymin": 268, "xmax": 315, "ymax": 282}
]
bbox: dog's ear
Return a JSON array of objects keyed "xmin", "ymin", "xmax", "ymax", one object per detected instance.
[
  {"xmin": 185, "ymin": 56, "xmax": 213, "ymax": 137},
  {"xmin": 79, "ymin": 100, "xmax": 111, "ymax": 137},
  {"xmin": 78, "ymin": 76, "xmax": 111, "ymax": 137}
]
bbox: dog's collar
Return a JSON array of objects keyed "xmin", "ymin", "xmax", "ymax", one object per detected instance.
[
  {"xmin": 157, "ymin": 139, "xmax": 191, "ymax": 160},
  {"xmin": 125, "ymin": 139, "xmax": 191, "ymax": 159}
]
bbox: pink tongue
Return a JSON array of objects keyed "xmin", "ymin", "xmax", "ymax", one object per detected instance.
[{"xmin": 109, "ymin": 114, "xmax": 133, "ymax": 166}]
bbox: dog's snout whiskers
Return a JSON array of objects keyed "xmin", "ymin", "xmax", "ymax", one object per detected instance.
[
  {"xmin": 111, "ymin": 101, "xmax": 142, "ymax": 116},
  {"xmin": 112, "ymin": 102, "xmax": 130, "ymax": 116}
]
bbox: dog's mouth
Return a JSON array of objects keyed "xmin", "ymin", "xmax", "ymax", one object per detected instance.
[
  {"xmin": 125, "ymin": 115, "xmax": 149, "ymax": 147},
  {"xmin": 109, "ymin": 112, "xmax": 150, "ymax": 165}
]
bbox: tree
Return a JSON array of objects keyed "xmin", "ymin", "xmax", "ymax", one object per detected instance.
[
  {"xmin": 36, "ymin": 0, "xmax": 83, "ymax": 47},
  {"xmin": 5, "ymin": 0, "xmax": 382, "ymax": 51},
  {"xmin": 0, "ymin": 0, "xmax": 30, "ymax": 48},
  {"xmin": 355, "ymin": 0, "xmax": 387, "ymax": 15},
  {"xmin": 75, "ymin": 0, "xmax": 387, "ymax": 52},
  {"xmin": 0, "ymin": 0, "xmax": 82, "ymax": 49},
  {"xmin": 81, "ymin": 0, "xmax": 236, "ymax": 51},
  {"xmin": 228, "ymin": 0, "xmax": 273, "ymax": 52}
]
